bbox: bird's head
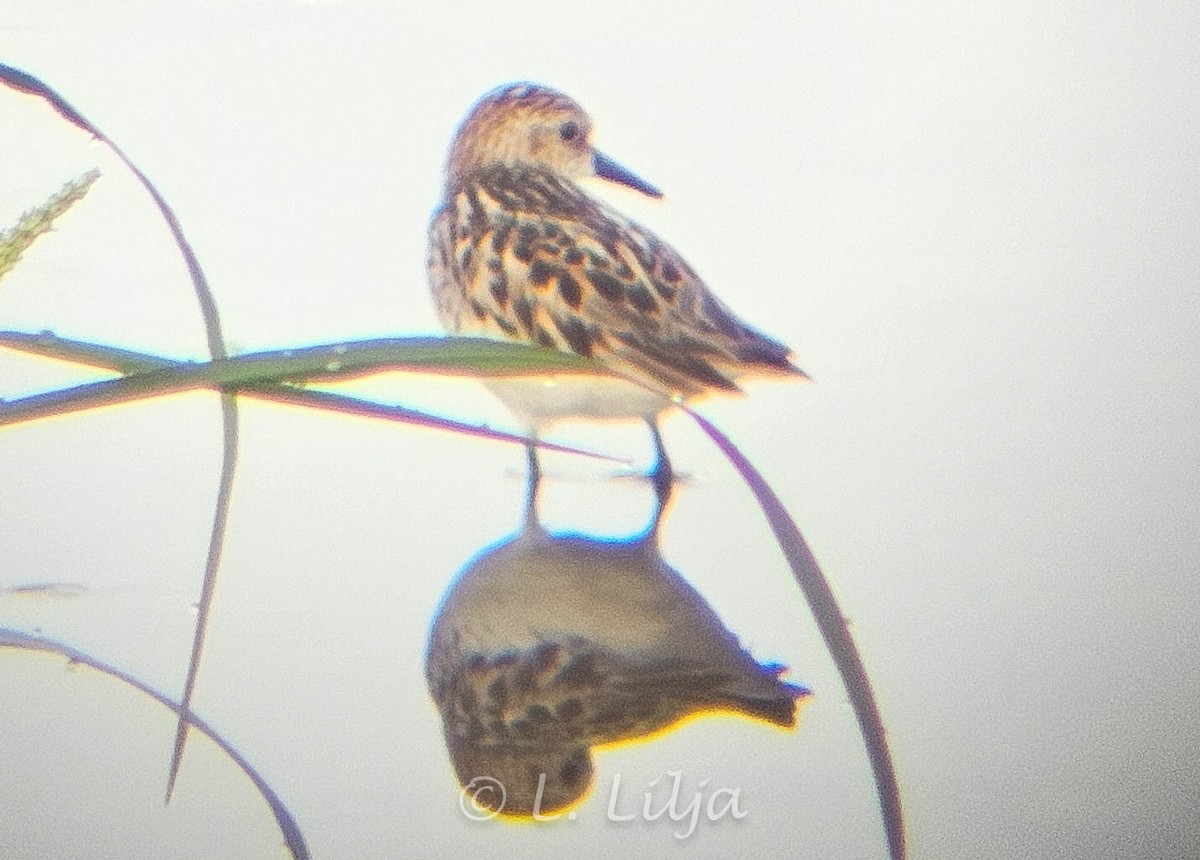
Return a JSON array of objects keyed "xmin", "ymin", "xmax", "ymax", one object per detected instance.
[{"xmin": 446, "ymin": 82, "xmax": 662, "ymax": 198}]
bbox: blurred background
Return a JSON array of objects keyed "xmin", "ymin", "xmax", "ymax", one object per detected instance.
[{"xmin": 1, "ymin": 2, "xmax": 1197, "ymax": 857}]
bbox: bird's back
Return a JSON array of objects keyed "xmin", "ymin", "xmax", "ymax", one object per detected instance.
[{"xmin": 428, "ymin": 165, "xmax": 806, "ymax": 401}]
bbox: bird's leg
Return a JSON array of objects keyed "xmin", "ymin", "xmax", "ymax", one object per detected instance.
[
  {"xmin": 523, "ymin": 433, "xmax": 543, "ymax": 528},
  {"xmin": 647, "ymin": 419, "xmax": 674, "ymax": 532}
]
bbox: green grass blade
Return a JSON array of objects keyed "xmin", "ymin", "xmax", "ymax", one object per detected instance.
[{"xmin": 0, "ymin": 331, "xmax": 620, "ymax": 461}]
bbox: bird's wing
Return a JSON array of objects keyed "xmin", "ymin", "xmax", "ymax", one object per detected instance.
[{"xmin": 434, "ymin": 170, "xmax": 805, "ymax": 397}]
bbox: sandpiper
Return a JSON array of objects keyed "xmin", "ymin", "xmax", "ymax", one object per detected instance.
[{"xmin": 427, "ymin": 83, "xmax": 806, "ymax": 503}]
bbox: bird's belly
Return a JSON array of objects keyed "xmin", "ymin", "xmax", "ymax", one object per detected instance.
[{"xmin": 483, "ymin": 374, "xmax": 673, "ymax": 428}]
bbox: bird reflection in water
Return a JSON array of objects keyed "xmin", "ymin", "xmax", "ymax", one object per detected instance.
[{"xmin": 425, "ymin": 460, "xmax": 809, "ymax": 817}]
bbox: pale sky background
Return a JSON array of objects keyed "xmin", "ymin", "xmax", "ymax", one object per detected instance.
[{"xmin": 1, "ymin": 2, "xmax": 1198, "ymax": 858}]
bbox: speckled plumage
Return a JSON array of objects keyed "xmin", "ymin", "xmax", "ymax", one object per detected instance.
[
  {"xmin": 425, "ymin": 527, "xmax": 808, "ymax": 816},
  {"xmin": 428, "ymin": 83, "xmax": 805, "ymax": 420}
]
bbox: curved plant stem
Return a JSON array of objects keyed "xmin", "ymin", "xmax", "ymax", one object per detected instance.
[
  {"xmin": 0, "ymin": 628, "xmax": 310, "ymax": 859},
  {"xmin": 684, "ymin": 407, "xmax": 905, "ymax": 860},
  {"xmin": 0, "ymin": 61, "xmax": 237, "ymax": 801}
]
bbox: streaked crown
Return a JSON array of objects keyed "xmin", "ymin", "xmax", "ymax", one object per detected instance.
[{"xmin": 445, "ymin": 83, "xmax": 595, "ymax": 190}]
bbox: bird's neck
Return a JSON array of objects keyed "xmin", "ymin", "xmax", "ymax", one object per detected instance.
[{"xmin": 448, "ymin": 164, "xmax": 585, "ymax": 213}]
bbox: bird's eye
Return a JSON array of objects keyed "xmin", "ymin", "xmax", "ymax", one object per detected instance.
[{"xmin": 559, "ymin": 121, "xmax": 581, "ymax": 142}]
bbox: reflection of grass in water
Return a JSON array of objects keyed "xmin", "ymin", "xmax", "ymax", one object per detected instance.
[
  {"xmin": 0, "ymin": 62, "xmax": 905, "ymax": 860},
  {"xmin": 0, "ymin": 582, "xmax": 89, "ymax": 599}
]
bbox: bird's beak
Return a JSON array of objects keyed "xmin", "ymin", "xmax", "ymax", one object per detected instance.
[{"xmin": 593, "ymin": 151, "xmax": 663, "ymax": 199}]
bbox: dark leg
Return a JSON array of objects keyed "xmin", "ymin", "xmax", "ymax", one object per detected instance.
[
  {"xmin": 523, "ymin": 434, "xmax": 542, "ymax": 528},
  {"xmin": 648, "ymin": 419, "xmax": 674, "ymax": 532}
]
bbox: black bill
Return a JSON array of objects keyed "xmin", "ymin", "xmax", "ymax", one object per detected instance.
[{"xmin": 594, "ymin": 151, "xmax": 663, "ymax": 198}]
